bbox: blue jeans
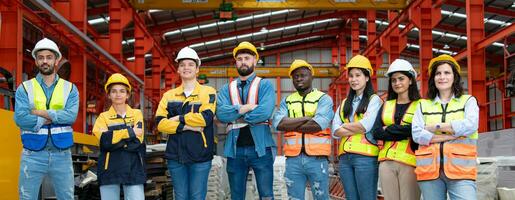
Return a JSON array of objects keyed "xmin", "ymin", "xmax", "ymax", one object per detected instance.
[
  {"xmin": 18, "ymin": 147, "xmax": 74, "ymax": 200},
  {"xmin": 167, "ymin": 159, "xmax": 212, "ymax": 200},
  {"xmin": 100, "ymin": 184, "xmax": 144, "ymax": 200},
  {"xmin": 418, "ymin": 170, "xmax": 477, "ymax": 200},
  {"xmin": 285, "ymin": 153, "xmax": 329, "ymax": 200},
  {"xmin": 338, "ymin": 153, "xmax": 378, "ymax": 200},
  {"xmin": 227, "ymin": 146, "xmax": 274, "ymax": 200}
]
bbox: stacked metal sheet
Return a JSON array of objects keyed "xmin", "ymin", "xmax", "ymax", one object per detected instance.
[{"xmin": 206, "ymin": 156, "xmax": 230, "ymax": 200}]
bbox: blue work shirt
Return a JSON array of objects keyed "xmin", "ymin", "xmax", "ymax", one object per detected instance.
[
  {"xmin": 14, "ymin": 73, "xmax": 79, "ymax": 133},
  {"xmin": 272, "ymin": 90, "xmax": 334, "ymax": 131},
  {"xmin": 216, "ymin": 73, "xmax": 277, "ymax": 158}
]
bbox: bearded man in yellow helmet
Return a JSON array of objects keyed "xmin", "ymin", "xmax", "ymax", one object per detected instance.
[
  {"xmin": 272, "ymin": 59, "xmax": 334, "ymax": 200},
  {"xmin": 216, "ymin": 41, "xmax": 276, "ymax": 200},
  {"xmin": 14, "ymin": 38, "xmax": 79, "ymax": 200}
]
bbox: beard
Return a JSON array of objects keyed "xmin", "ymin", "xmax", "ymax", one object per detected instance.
[
  {"xmin": 237, "ymin": 64, "xmax": 255, "ymax": 76},
  {"xmin": 38, "ymin": 64, "xmax": 55, "ymax": 75}
]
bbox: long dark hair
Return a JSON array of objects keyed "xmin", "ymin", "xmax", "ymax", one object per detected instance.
[
  {"xmin": 343, "ymin": 68, "xmax": 375, "ymax": 119},
  {"xmin": 427, "ymin": 60, "xmax": 464, "ymax": 99},
  {"xmin": 387, "ymin": 71, "xmax": 421, "ymax": 101}
]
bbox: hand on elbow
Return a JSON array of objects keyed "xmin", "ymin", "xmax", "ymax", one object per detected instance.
[
  {"xmin": 184, "ymin": 125, "xmax": 203, "ymax": 132},
  {"xmin": 238, "ymin": 104, "xmax": 257, "ymax": 114},
  {"xmin": 335, "ymin": 128, "xmax": 354, "ymax": 137}
]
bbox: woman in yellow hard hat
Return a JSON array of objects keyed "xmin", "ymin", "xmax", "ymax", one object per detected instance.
[
  {"xmin": 155, "ymin": 47, "xmax": 217, "ymax": 200},
  {"xmin": 92, "ymin": 73, "xmax": 146, "ymax": 200},
  {"xmin": 331, "ymin": 55, "xmax": 383, "ymax": 200},
  {"xmin": 412, "ymin": 54, "xmax": 479, "ymax": 200},
  {"xmin": 372, "ymin": 59, "xmax": 421, "ymax": 200}
]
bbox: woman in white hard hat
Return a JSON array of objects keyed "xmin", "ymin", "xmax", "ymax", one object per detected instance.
[
  {"xmin": 331, "ymin": 55, "xmax": 383, "ymax": 200},
  {"xmin": 92, "ymin": 73, "xmax": 146, "ymax": 200},
  {"xmin": 412, "ymin": 55, "xmax": 479, "ymax": 200},
  {"xmin": 372, "ymin": 59, "xmax": 421, "ymax": 200},
  {"xmin": 155, "ymin": 47, "xmax": 217, "ymax": 200}
]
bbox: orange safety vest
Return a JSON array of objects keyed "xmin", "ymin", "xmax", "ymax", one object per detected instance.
[
  {"xmin": 414, "ymin": 95, "xmax": 478, "ymax": 181},
  {"xmin": 283, "ymin": 89, "xmax": 331, "ymax": 156},
  {"xmin": 337, "ymin": 95, "xmax": 380, "ymax": 156},
  {"xmin": 226, "ymin": 77, "xmax": 268, "ymax": 132},
  {"xmin": 378, "ymin": 99, "xmax": 419, "ymax": 166}
]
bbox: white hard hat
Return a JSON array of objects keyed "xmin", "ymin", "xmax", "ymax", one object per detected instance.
[
  {"xmin": 175, "ymin": 47, "xmax": 201, "ymax": 66},
  {"xmin": 385, "ymin": 59, "xmax": 417, "ymax": 78},
  {"xmin": 32, "ymin": 38, "xmax": 62, "ymax": 60}
]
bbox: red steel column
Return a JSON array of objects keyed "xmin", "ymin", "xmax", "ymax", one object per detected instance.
[
  {"xmin": 109, "ymin": 0, "xmax": 131, "ymax": 67},
  {"xmin": 386, "ymin": 11, "xmax": 401, "ymax": 62},
  {"xmin": 53, "ymin": 0, "xmax": 88, "ymax": 133},
  {"xmin": 276, "ymin": 76, "xmax": 282, "ymax": 155},
  {"xmin": 339, "ymin": 27, "xmax": 347, "ymax": 71},
  {"xmin": 0, "ymin": 2, "xmax": 23, "ymax": 89},
  {"xmin": 351, "ymin": 16, "xmax": 360, "ymax": 56},
  {"xmin": 466, "ymin": 0, "xmax": 487, "ymax": 132},
  {"xmin": 69, "ymin": 0, "xmax": 87, "ymax": 133},
  {"xmin": 411, "ymin": 0, "xmax": 440, "ymax": 96},
  {"xmin": 367, "ymin": 10, "xmax": 378, "ymax": 90}
]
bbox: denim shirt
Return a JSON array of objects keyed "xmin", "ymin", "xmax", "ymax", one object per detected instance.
[
  {"xmin": 14, "ymin": 73, "xmax": 79, "ymax": 132},
  {"xmin": 216, "ymin": 73, "xmax": 277, "ymax": 158}
]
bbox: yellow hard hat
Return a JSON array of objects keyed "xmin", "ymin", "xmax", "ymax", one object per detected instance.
[
  {"xmin": 289, "ymin": 59, "xmax": 314, "ymax": 78},
  {"xmin": 105, "ymin": 73, "xmax": 132, "ymax": 93},
  {"xmin": 233, "ymin": 41, "xmax": 259, "ymax": 60},
  {"xmin": 428, "ymin": 54, "xmax": 460, "ymax": 75},
  {"xmin": 345, "ymin": 55, "xmax": 373, "ymax": 76}
]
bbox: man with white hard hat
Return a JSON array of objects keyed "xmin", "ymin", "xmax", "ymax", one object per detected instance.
[
  {"xmin": 156, "ymin": 46, "xmax": 217, "ymax": 200},
  {"xmin": 14, "ymin": 38, "xmax": 79, "ymax": 200}
]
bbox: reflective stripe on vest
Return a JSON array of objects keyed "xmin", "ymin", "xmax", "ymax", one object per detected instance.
[
  {"xmin": 21, "ymin": 78, "xmax": 74, "ymax": 150},
  {"xmin": 227, "ymin": 77, "xmax": 264, "ymax": 131},
  {"xmin": 229, "ymin": 77, "xmax": 262, "ymax": 105},
  {"xmin": 414, "ymin": 95, "xmax": 478, "ymax": 181},
  {"xmin": 337, "ymin": 95, "xmax": 380, "ymax": 156},
  {"xmin": 378, "ymin": 99, "xmax": 418, "ymax": 166},
  {"xmin": 283, "ymin": 90, "xmax": 331, "ymax": 156}
]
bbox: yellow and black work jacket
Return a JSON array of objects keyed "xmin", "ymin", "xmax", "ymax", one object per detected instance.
[
  {"xmin": 415, "ymin": 95, "xmax": 478, "ymax": 181},
  {"xmin": 92, "ymin": 105, "xmax": 146, "ymax": 186},
  {"xmin": 155, "ymin": 82, "xmax": 217, "ymax": 164},
  {"xmin": 284, "ymin": 90, "xmax": 331, "ymax": 156},
  {"xmin": 377, "ymin": 100, "xmax": 419, "ymax": 166}
]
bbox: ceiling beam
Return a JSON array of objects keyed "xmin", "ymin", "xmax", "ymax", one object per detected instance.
[
  {"xmin": 445, "ymin": 0, "xmax": 515, "ymax": 18},
  {"xmin": 149, "ymin": 10, "xmax": 257, "ymax": 36},
  {"xmin": 197, "ymin": 28, "xmax": 340, "ymax": 59},
  {"xmin": 164, "ymin": 11, "xmax": 350, "ymax": 52},
  {"xmin": 202, "ymin": 38, "xmax": 335, "ymax": 66}
]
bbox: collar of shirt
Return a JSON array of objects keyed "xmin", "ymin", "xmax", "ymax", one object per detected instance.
[
  {"xmin": 106, "ymin": 104, "xmax": 136, "ymax": 119},
  {"xmin": 237, "ymin": 73, "xmax": 257, "ymax": 86},
  {"xmin": 353, "ymin": 94, "xmax": 363, "ymax": 103},
  {"xmin": 175, "ymin": 81, "xmax": 202, "ymax": 97},
  {"xmin": 432, "ymin": 94, "xmax": 458, "ymax": 105},
  {"xmin": 35, "ymin": 73, "xmax": 60, "ymax": 88}
]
